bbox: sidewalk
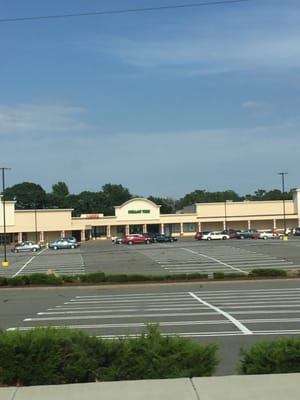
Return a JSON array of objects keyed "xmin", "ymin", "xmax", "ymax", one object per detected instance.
[{"xmin": 1, "ymin": 374, "xmax": 300, "ymax": 400}]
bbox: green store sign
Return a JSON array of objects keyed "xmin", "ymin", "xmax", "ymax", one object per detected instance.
[{"xmin": 128, "ymin": 209, "xmax": 151, "ymax": 214}]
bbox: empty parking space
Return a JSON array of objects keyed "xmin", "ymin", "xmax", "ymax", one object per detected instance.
[
  {"xmin": 8, "ymin": 286, "xmax": 300, "ymax": 338},
  {"xmin": 139, "ymin": 243, "xmax": 299, "ymax": 275},
  {"xmin": 0, "ymin": 248, "xmax": 85, "ymax": 277}
]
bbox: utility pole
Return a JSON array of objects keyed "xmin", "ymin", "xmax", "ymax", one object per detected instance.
[{"xmin": 1, "ymin": 167, "xmax": 11, "ymax": 267}]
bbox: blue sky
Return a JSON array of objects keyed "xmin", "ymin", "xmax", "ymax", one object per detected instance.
[{"xmin": 0, "ymin": 0, "xmax": 299, "ymax": 198}]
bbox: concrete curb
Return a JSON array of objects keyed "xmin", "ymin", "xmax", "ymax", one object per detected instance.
[
  {"xmin": 1, "ymin": 379, "xmax": 196, "ymax": 400},
  {"xmin": 1, "ymin": 374, "xmax": 300, "ymax": 400}
]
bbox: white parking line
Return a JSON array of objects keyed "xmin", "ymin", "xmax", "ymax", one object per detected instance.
[
  {"xmin": 24, "ymin": 311, "xmax": 219, "ymax": 322},
  {"xmin": 189, "ymin": 292, "xmax": 253, "ymax": 335},
  {"xmin": 182, "ymin": 248, "xmax": 247, "ymax": 273},
  {"xmin": 13, "ymin": 256, "xmax": 36, "ymax": 277},
  {"xmin": 12, "ymin": 248, "xmax": 47, "ymax": 277}
]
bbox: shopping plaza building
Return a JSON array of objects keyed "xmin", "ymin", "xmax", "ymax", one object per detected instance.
[{"xmin": 1, "ymin": 189, "xmax": 300, "ymax": 243}]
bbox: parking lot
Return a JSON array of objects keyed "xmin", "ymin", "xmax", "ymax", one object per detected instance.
[
  {"xmin": 1, "ymin": 236, "xmax": 300, "ymax": 278},
  {"xmin": 1, "ymin": 237, "xmax": 300, "ymax": 375},
  {"xmin": 3, "ymin": 279, "xmax": 300, "ymax": 375}
]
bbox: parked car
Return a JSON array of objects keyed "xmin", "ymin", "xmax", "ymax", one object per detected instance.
[
  {"xmin": 201, "ymin": 232, "xmax": 230, "ymax": 240},
  {"xmin": 236, "ymin": 229, "xmax": 259, "ymax": 239},
  {"xmin": 195, "ymin": 231, "xmax": 210, "ymax": 240},
  {"xmin": 12, "ymin": 241, "xmax": 41, "ymax": 253},
  {"xmin": 258, "ymin": 231, "xmax": 280, "ymax": 240},
  {"xmin": 122, "ymin": 234, "xmax": 151, "ymax": 245},
  {"xmin": 155, "ymin": 234, "xmax": 177, "ymax": 243},
  {"xmin": 62, "ymin": 236, "xmax": 78, "ymax": 243},
  {"xmin": 293, "ymin": 227, "xmax": 300, "ymax": 236},
  {"xmin": 221, "ymin": 229, "xmax": 241, "ymax": 238},
  {"xmin": 49, "ymin": 239, "xmax": 80, "ymax": 250},
  {"xmin": 143, "ymin": 233, "xmax": 157, "ymax": 242},
  {"xmin": 112, "ymin": 235, "xmax": 124, "ymax": 244}
]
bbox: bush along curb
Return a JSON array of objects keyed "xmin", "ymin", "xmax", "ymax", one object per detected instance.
[
  {"xmin": 239, "ymin": 336, "xmax": 300, "ymax": 374},
  {"xmin": 0, "ymin": 324, "xmax": 218, "ymax": 386},
  {"xmin": 0, "ymin": 268, "xmax": 297, "ymax": 287}
]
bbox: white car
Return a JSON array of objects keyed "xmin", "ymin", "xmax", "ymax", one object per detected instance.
[
  {"xmin": 201, "ymin": 231, "xmax": 230, "ymax": 240},
  {"xmin": 258, "ymin": 231, "xmax": 281, "ymax": 240}
]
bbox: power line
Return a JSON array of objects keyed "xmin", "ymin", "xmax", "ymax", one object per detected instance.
[{"xmin": 0, "ymin": 0, "xmax": 250, "ymax": 24}]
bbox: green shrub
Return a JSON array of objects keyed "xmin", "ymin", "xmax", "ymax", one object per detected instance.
[
  {"xmin": 249, "ymin": 268, "xmax": 287, "ymax": 277},
  {"xmin": 168, "ymin": 273, "xmax": 209, "ymax": 280},
  {"xmin": 105, "ymin": 274, "xmax": 129, "ymax": 282},
  {"xmin": 0, "ymin": 327, "xmax": 106, "ymax": 386},
  {"xmin": 240, "ymin": 337, "xmax": 300, "ymax": 374},
  {"xmin": 0, "ymin": 325, "xmax": 218, "ymax": 385},
  {"xmin": 213, "ymin": 272, "xmax": 225, "ymax": 279},
  {"xmin": 79, "ymin": 272, "xmax": 106, "ymax": 283},
  {"xmin": 6, "ymin": 276, "xmax": 28, "ymax": 286},
  {"xmin": 148, "ymin": 274, "xmax": 169, "ymax": 281},
  {"xmin": 225, "ymin": 272, "xmax": 247, "ymax": 278},
  {"xmin": 213, "ymin": 272, "xmax": 247, "ymax": 279},
  {"xmin": 0, "ymin": 276, "xmax": 8, "ymax": 286},
  {"xmin": 125, "ymin": 274, "xmax": 151, "ymax": 282},
  {"xmin": 28, "ymin": 273, "xmax": 63, "ymax": 285},
  {"xmin": 100, "ymin": 324, "xmax": 218, "ymax": 381},
  {"xmin": 61, "ymin": 274, "xmax": 80, "ymax": 283}
]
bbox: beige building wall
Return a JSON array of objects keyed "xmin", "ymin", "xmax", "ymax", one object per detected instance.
[
  {"xmin": 1, "ymin": 191, "xmax": 300, "ymax": 241},
  {"xmin": 196, "ymin": 200, "xmax": 294, "ymax": 219},
  {"xmin": 0, "ymin": 197, "xmax": 15, "ymax": 226},
  {"xmin": 114, "ymin": 198, "xmax": 161, "ymax": 221}
]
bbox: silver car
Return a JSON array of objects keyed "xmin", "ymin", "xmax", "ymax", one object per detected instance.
[
  {"xmin": 13, "ymin": 241, "xmax": 41, "ymax": 253},
  {"xmin": 49, "ymin": 239, "xmax": 80, "ymax": 250}
]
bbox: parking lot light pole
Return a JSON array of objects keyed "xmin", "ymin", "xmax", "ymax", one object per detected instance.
[
  {"xmin": 1, "ymin": 167, "xmax": 11, "ymax": 267},
  {"xmin": 278, "ymin": 172, "xmax": 288, "ymax": 234}
]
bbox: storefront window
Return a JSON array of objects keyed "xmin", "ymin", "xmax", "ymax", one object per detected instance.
[
  {"xmin": 92, "ymin": 226, "xmax": 107, "ymax": 238},
  {"xmin": 170, "ymin": 224, "xmax": 181, "ymax": 233},
  {"xmin": 183, "ymin": 223, "xmax": 197, "ymax": 232},
  {"xmin": 129, "ymin": 225, "xmax": 143, "ymax": 234}
]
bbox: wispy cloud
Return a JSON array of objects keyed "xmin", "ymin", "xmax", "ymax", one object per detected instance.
[
  {"xmin": 85, "ymin": 1, "xmax": 300, "ymax": 75},
  {"xmin": 0, "ymin": 103, "xmax": 88, "ymax": 135},
  {"xmin": 99, "ymin": 30, "xmax": 300, "ymax": 73}
]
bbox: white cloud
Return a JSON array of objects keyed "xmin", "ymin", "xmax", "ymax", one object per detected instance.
[
  {"xmin": 4, "ymin": 119, "xmax": 299, "ymax": 197},
  {"xmin": 103, "ymin": 31, "xmax": 300, "ymax": 73},
  {"xmin": 0, "ymin": 103, "xmax": 88, "ymax": 135},
  {"xmin": 86, "ymin": 1, "xmax": 300, "ymax": 75}
]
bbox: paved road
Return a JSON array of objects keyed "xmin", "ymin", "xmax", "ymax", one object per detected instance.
[{"xmin": 2, "ymin": 279, "xmax": 300, "ymax": 375}]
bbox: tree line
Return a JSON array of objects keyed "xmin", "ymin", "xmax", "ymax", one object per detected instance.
[{"xmin": 2, "ymin": 181, "xmax": 294, "ymax": 216}]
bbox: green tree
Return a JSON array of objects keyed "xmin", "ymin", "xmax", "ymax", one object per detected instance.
[
  {"xmin": 175, "ymin": 189, "xmax": 242, "ymax": 210},
  {"xmin": 4, "ymin": 182, "xmax": 46, "ymax": 209},
  {"xmin": 52, "ymin": 181, "xmax": 69, "ymax": 197},
  {"xmin": 101, "ymin": 184, "xmax": 132, "ymax": 215},
  {"xmin": 244, "ymin": 189, "xmax": 293, "ymax": 201},
  {"xmin": 46, "ymin": 181, "xmax": 71, "ymax": 209},
  {"xmin": 147, "ymin": 196, "xmax": 176, "ymax": 214},
  {"xmin": 74, "ymin": 191, "xmax": 103, "ymax": 216}
]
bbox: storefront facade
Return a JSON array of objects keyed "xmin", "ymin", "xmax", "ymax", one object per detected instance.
[{"xmin": 1, "ymin": 190, "xmax": 300, "ymax": 243}]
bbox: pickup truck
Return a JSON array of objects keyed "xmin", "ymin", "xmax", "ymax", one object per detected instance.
[{"xmin": 236, "ymin": 229, "xmax": 259, "ymax": 239}]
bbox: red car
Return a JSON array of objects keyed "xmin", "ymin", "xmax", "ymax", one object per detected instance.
[
  {"xmin": 195, "ymin": 231, "xmax": 210, "ymax": 240},
  {"xmin": 195, "ymin": 232, "xmax": 202, "ymax": 240},
  {"xmin": 122, "ymin": 234, "xmax": 151, "ymax": 245}
]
